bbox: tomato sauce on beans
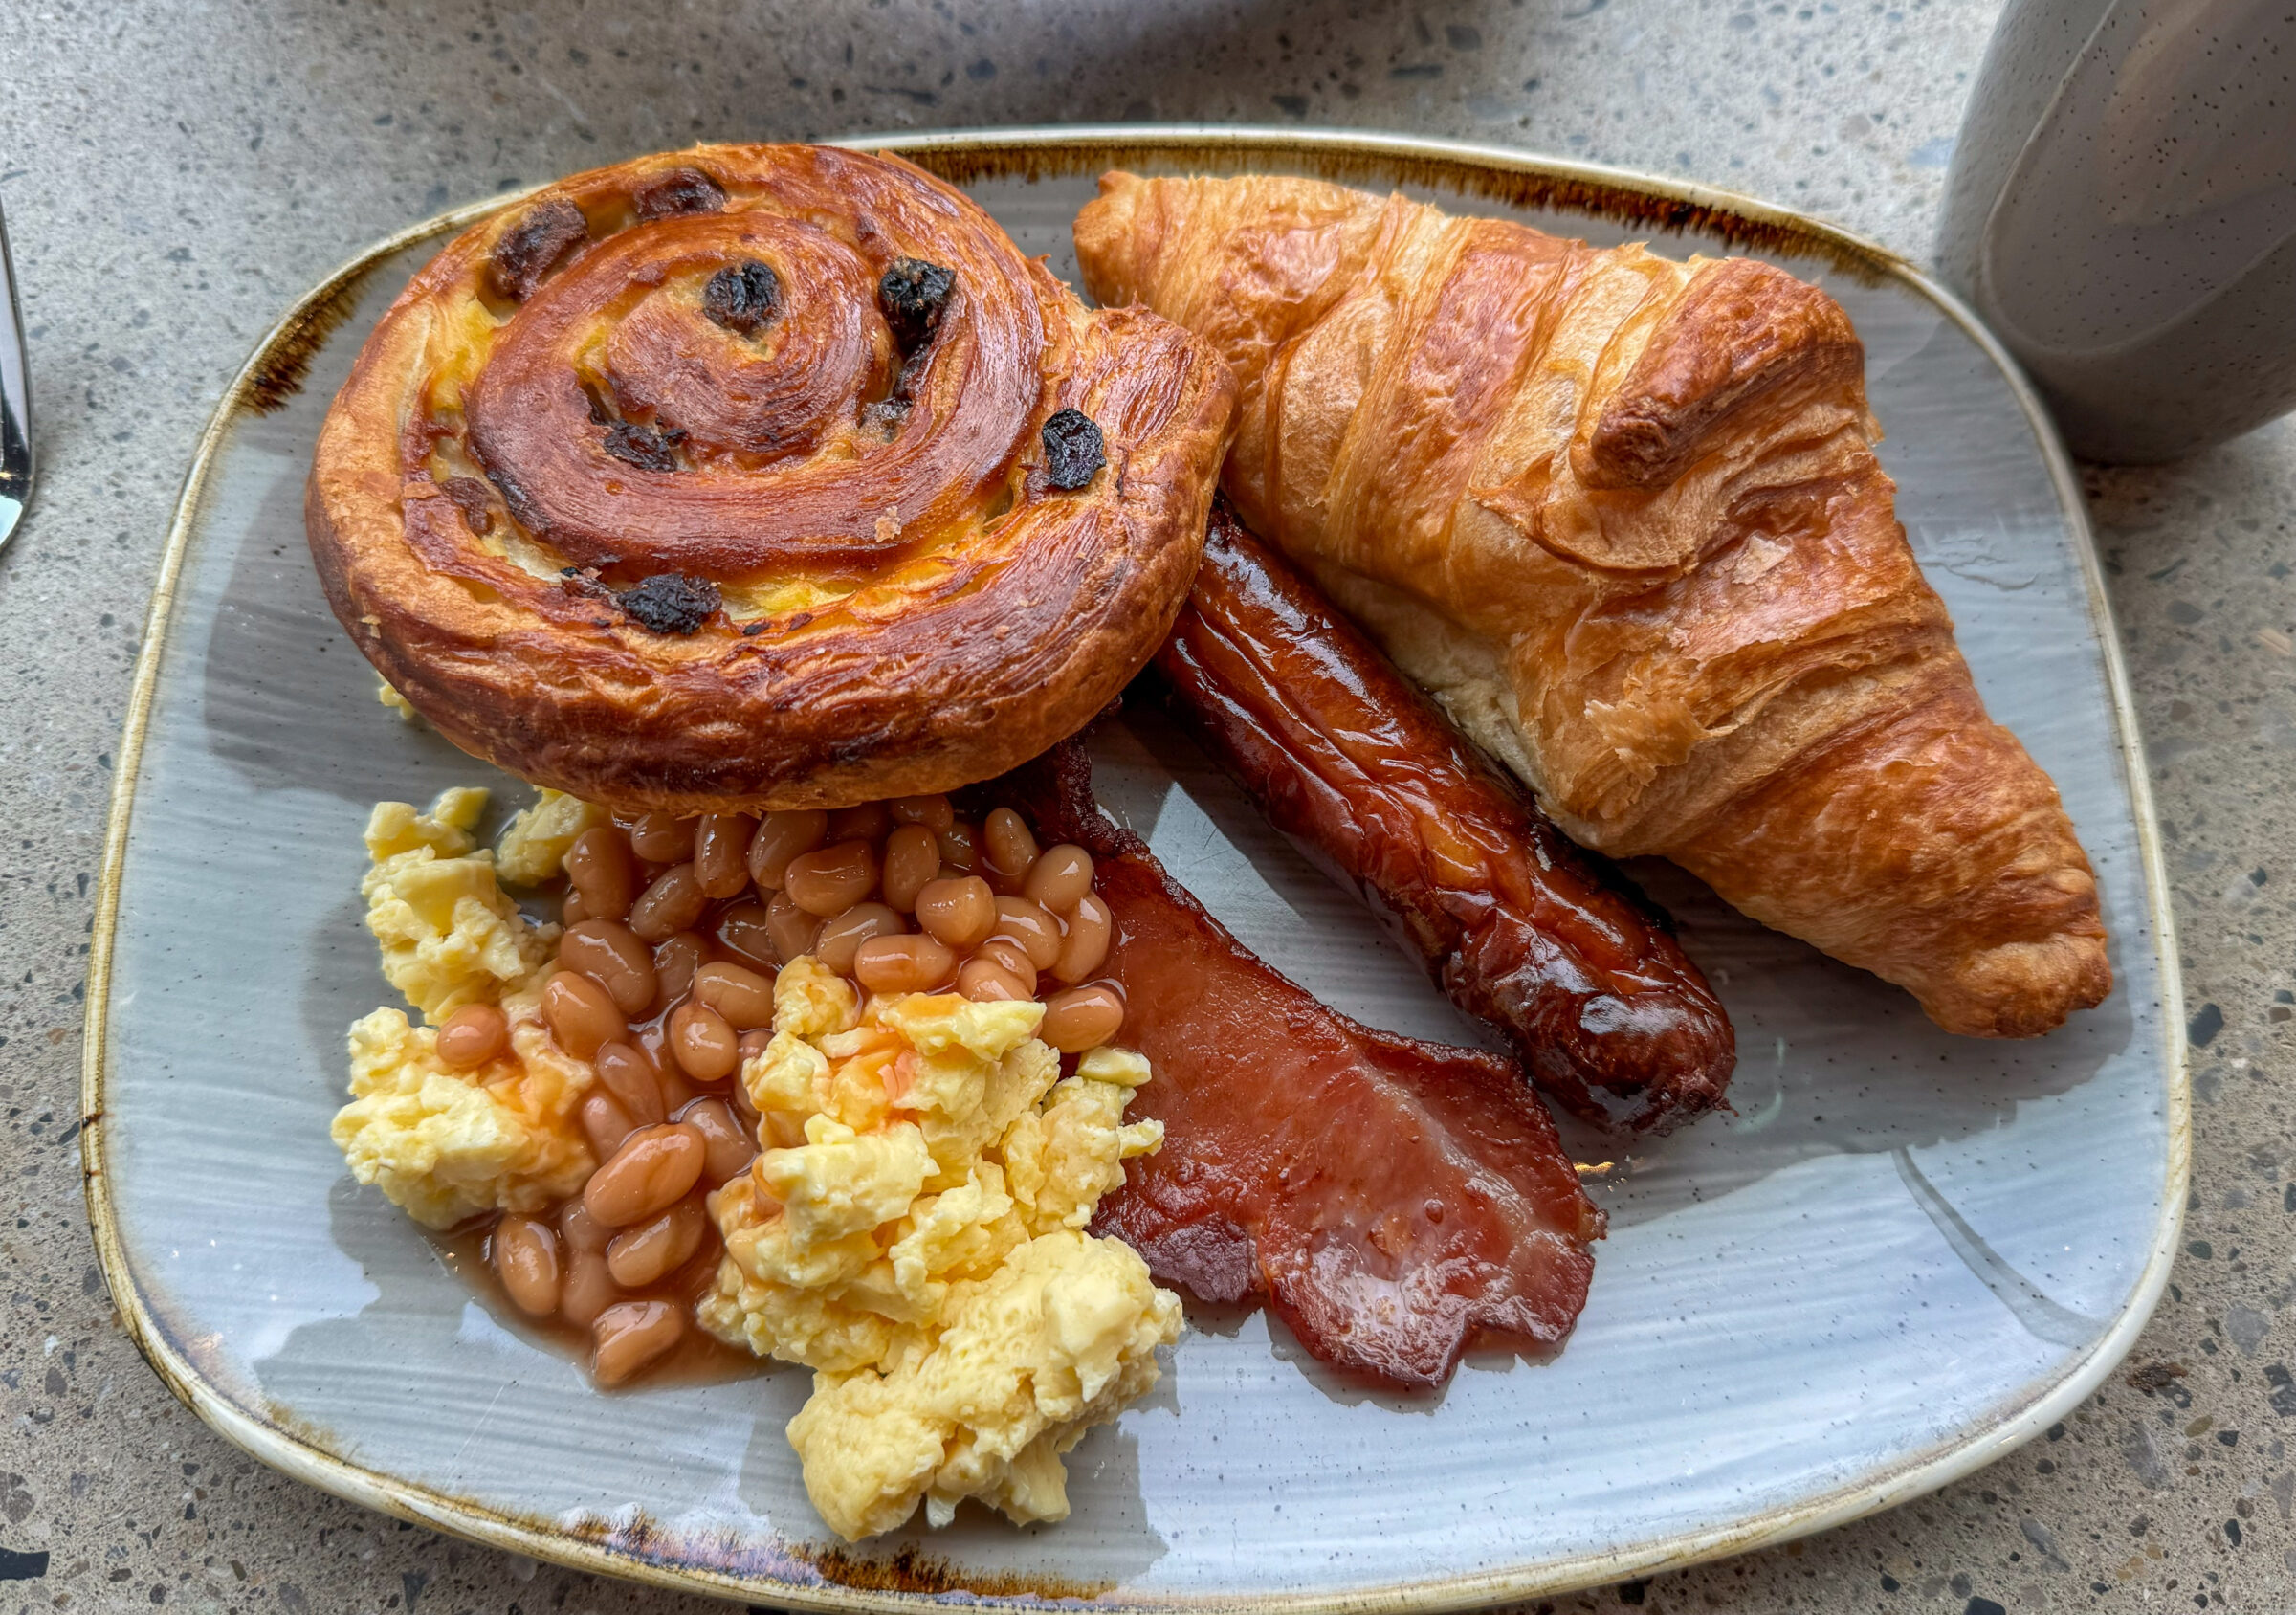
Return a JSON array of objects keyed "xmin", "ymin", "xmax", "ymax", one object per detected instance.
[{"xmin": 434, "ymin": 789, "xmax": 1131, "ymax": 1390}]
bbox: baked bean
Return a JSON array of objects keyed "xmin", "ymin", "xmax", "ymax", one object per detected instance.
[
  {"xmin": 543, "ymin": 970, "xmax": 626, "ymax": 1059},
  {"xmin": 784, "ymin": 840, "xmax": 878, "ymax": 917},
  {"xmin": 715, "ymin": 901, "xmax": 780, "ymax": 968},
  {"xmin": 765, "ymin": 889, "xmax": 822, "ymax": 964},
  {"xmin": 737, "ymin": 1029, "xmax": 771, "ymax": 1066},
  {"xmin": 730, "ymin": 1073, "xmax": 763, "ymax": 1131},
  {"xmin": 559, "ymin": 919, "xmax": 657, "ymax": 1016},
  {"xmin": 1024, "ymin": 844, "xmax": 1095, "ymax": 915},
  {"xmin": 605, "ymin": 1194, "xmax": 708, "ymax": 1288},
  {"xmin": 634, "ymin": 1018, "xmax": 675, "ymax": 1079},
  {"xmin": 1041, "ymin": 984, "xmax": 1125, "ymax": 1052},
  {"xmin": 629, "ymin": 863, "xmax": 708, "ymax": 941},
  {"xmin": 888, "ymin": 793, "xmax": 955, "ymax": 832},
  {"xmin": 1052, "ymin": 893, "xmax": 1113, "ymax": 985},
  {"xmin": 974, "ymin": 936, "xmax": 1039, "ymax": 994},
  {"xmin": 982, "ymin": 808, "xmax": 1040, "ymax": 895},
  {"xmin": 655, "ymin": 1063, "xmax": 697, "ymax": 1114},
  {"xmin": 826, "ymin": 802, "xmax": 893, "ymax": 843},
  {"xmin": 559, "ymin": 1198, "xmax": 612, "ymax": 1254},
  {"xmin": 565, "ymin": 827, "xmax": 638, "ymax": 922},
  {"xmin": 592, "ymin": 1299, "xmax": 684, "ymax": 1386},
  {"xmin": 692, "ymin": 961, "xmax": 776, "ymax": 1029},
  {"xmin": 852, "ymin": 934, "xmax": 958, "ymax": 996},
  {"xmin": 694, "ymin": 812, "xmax": 758, "ymax": 898},
  {"xmin": 579, "ymin": 1089, "xmax": 638, "ymax": 1160},
  {"xmin": 627, "ymin": 812, "xmax": 697, "ymax": 864},
  {"xmin": 584, "ymin": 1122, "xmax": 707, "ymax": 1227},
  {"xmin": 594, "ymin": 1042, "xmax": 666, "ymax": 1127},
  {"xmin": 815, "ymin": 902, "xmax": 903, "ymax": 974},
  {"xmin": 914, "ymin": 875, "xmax": 996, "ymax": 950},
  {"xmin": 492, "ymin": 1214, "xmax": 561, "ymax": 1317},
  {"xmin": 680, "ymin": 1097, "xmax": 759, "ymax": 1184},
  {"xmin": 669, "ymin": 1001, "xmax": 740, "ymax": 1082},
  {"xmin": 559, "ymin": 1249, "xmax": 618, "ymax": 1329},
  {"xmin": 651, "ymin": 931, "xmax": 708, "ymax": 1008},
  {"xmin": 435, "ymin": 1003, "xmax": 508, "ymax": 1069},
  {"xmin": 881, "ymin": 825, "xmax": 941, "ymax": 912},
  {"xmin": 938, "ymin": 819, "xmax": 982, "ymax": 875},
  {"xmin": 989, "ymin": 897, "xmax": 1064, "ymax": 971},
  {"xmin": 560, "ymin": 891, "xmax": 590, "ymax": 925},
  {"xmin": 746, "ymin": 809, "xmax": 828, "ymax": 891},
  {"xmin": 958, "ymin": 958, "xmax": 1032, "ymax": 1003}
]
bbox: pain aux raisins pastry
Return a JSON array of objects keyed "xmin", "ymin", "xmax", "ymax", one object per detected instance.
[{"xmin": 307, "ymin": 144, "xmax": 1237, "ymax": 813}]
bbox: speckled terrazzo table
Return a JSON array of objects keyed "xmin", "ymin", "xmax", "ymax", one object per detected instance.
[{"xmin": 0, "ymin": 4, "xmax": 2288, "ymax": 1611}]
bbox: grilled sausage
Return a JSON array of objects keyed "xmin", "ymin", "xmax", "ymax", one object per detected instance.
[{"xmin": 1153, "ymin": 505, "xmax": 1735, "ymax": 1133}]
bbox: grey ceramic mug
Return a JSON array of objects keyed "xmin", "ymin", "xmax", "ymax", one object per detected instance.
[{"xmin": 1935, "ymin": 0, "xmax": 2296, "ymax": 463}]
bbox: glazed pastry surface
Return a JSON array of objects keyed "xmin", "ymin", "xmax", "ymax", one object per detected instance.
[
  {"xmin": 1076, "ymin": 171, "xmax": 2108, "ymax": 1037},
  {"xmin": 309, "ymin": 144, "xmax": 1235, "ymax": 813}
]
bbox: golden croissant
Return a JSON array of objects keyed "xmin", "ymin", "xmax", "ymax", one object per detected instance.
[{"xmin": 1075, "ymin": 171, "xmax": 2109, "ymax": 1038}]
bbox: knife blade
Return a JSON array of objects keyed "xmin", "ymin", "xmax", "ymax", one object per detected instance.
[{"xmin": 0, "ymin": 198, "xmax": 32, "ymax": 554}]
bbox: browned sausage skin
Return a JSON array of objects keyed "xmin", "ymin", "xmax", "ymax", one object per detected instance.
[{"xmin": 1153, "ymin": 503, "xmax": 1735, "ymax": 1134}]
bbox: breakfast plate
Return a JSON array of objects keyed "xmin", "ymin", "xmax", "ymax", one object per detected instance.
[{"xmin": 83, "ymin": 127, "xmax": 2184, "ymax": 1610}]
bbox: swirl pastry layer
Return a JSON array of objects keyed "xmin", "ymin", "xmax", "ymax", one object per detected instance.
[{"xmin": 309, "ymin": 144, "xmax": 1236, "ymax": 813}]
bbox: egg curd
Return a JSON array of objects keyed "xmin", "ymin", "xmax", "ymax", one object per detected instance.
[
  {"xmin": 493, "ymin": 788, "xmax": 612, "ymax": 889},
  {"xmin": 360, "ymin": 787, "xmax": 556, "ymax": 1020},
  {"xmin": 330, "ymin": 788, "xmax": 596, "ymax": 1228},
  {"xmin": 700, "ymin": 958, "xmax": 1181, "ymax": 1541},
  {"xmin": 376, "ymin": 677, "xmax": 420, "ymax": 722}
]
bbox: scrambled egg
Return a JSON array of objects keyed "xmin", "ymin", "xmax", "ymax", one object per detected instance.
[
  {"xmin": 361, "ymin": 788, "xmax": 557, "ymax": 1022},
  {"xmin": 330, "ymin": 788, "xmax": 594, "ymax": 1228},
  {"xmin": 494, "ymin": 788, "xmax": 611, "ymax": 888},
  {"xmin": 376, "ymin": 678, "xmax": 420, "ymax": 722},
  {"xmin": 700, "ymin": 959, "xmax": 1180, "ymax": 1540},
  {"xmin": 332, "ymin": 979, "xmax": 596, "ymax": 1228}
]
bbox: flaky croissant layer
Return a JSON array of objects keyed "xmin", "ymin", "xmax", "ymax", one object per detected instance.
[{"xmin": 1075, "ymin": 171, "xmax": 2108, "ymax": 1038}]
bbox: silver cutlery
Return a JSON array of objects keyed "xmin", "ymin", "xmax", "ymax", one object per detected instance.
[{"xmin": 0, "ymin": 199, "xmax": 30, "ymax": 553}]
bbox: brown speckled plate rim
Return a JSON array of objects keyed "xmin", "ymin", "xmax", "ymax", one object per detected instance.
[{"xmin": 79, "ymin": 125, "xmax": 2190, "ymax": 1613}]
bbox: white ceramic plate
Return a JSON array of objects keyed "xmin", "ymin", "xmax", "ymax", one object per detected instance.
[{"xmin": 83, "ymin": 128, "xmax": 2186, "ymax": 1611}]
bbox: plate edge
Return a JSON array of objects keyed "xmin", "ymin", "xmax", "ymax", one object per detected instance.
[{"xmin": 76, "ymin": 125, "xmax": 2193, "ymax": 1615}]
